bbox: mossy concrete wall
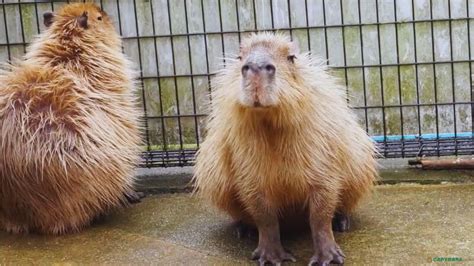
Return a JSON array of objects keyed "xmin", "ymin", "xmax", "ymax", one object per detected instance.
[{"xmin": 0, "ymin": 0, "xmax": 472, "ymax": 150}]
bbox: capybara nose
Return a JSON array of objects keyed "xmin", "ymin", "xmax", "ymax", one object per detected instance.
[
  {"xmin": 242, "ymin": 62, "xmax": 276, "ymax": 77},
  {"xmin": 263, "ymin": 63, "xmax": 276, "ymax": 75},
  {"xmin": 241, "ymin": 63, "xmax": 255, "ymax": 77}
]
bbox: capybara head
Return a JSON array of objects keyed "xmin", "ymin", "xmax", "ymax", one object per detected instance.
[
  {"xmin": 236, "ymin": 33, "xmax": 299, "ymax": 108},
  {"xmin": 42, "ymin": 3, "xmax": 118, "ymax": 48}
]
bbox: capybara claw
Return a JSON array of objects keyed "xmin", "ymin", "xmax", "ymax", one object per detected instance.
[
  {"xmin": 252, "ymin": 247, "xmax": 296, "ymax": 265},
  {"xmin": 309, "ymin": 244, "xmax": 345, "ymax": 265}
]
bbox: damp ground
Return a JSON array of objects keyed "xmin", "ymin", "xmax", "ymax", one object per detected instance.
[{"xmin": 1, "ymin": 178, "xmax": 473, "ymax": 265}]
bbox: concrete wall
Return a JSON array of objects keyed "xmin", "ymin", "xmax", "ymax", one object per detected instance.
[{"xmin": 0, "ymin": 0, "xmax": 472, "ymax": 150}]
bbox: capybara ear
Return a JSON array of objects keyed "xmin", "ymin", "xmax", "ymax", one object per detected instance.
[
  {"xmin": 289, "ymin": 40, "xmax": 299, "ymax": 55},
  {"xmin": 78, "ymin": 11, "xmax": 88, "ymax": 29},
  {"xmin": 287, "ymin": 54, "xmax": 296, "ymax": 63},
  {"xmin": 288, "ymin": 40, "xmax": 299, "ymax": 63},
  {"xmin": 43, "ymin": 11, "xmax": 54, "ymax": 28}
]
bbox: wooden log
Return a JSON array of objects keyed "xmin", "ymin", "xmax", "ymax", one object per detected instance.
[{"xmin": 409, "ymin": 158, "xmax": 474, "ymax": 170}]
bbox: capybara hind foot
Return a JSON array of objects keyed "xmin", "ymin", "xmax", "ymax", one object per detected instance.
[
  {"xmin": 332, "ymin": 212, "xmax": 350, "ymax": 232},
  {"xmin": 124, "ymin": 190, "xmax": 146, "ymax": 204},
  {"xmin": 252, "ymin": 245, "xmax": 296, "ymax": 266},
  {"xmin": 234, "ymin": 220, "xmax": 257, "ymax": 239},
  {"xmin": 309, "ymin": 239, "xmax": 345, "ymax": 266}
]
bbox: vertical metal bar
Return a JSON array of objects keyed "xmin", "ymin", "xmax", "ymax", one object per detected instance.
[
  {"xmin": 252, "ymin": 0, "xmax": 257, "ymax": 30},
  {"xmin": 2, "ymin": 0, "xmax": 11, "ymax": 61},
  {"xmin": 393, "ymin": 0, "xmax": 405, "ymax": 157},
  {"xmin": 131, "ymin": 0, "xmax": 151, "ymax": 167},
  {"xmin": 33, "ymin": 1, "xmax": 40, "ymax": 34},
  {"xmin": 429, "ymin": 0, "xmax": 440, "ymax": 156},
  {"xmin": 270, "ymin": 0, "xmax": 275, "ymax": 29},
  {"xmin": 200, "ymin": 0, "xmax": 212, "ymax": 118},
  {"xmin": 217, "ymin": 0, "xmax": 226, "ymax": 65},
  {"xmin": 304, "ymin": 0, "xmax": 311, "ymax": 51},
  {"xmin": 322, "ymin": 0, "xmax": 329, "ymax": 64},
  {"xmin": 411, "ymin": 0, "xmax": 422, "ymax": 140},
  {"xmin": 149, "ymin": 0, "xmax": 167, "ymax": 165},
  {"xmin": 339, "ymin": 0, "xmax": 349, "ymax": 102},
  {"xmin": 357, "ymin": 0, "xmax": 369, "ymax": 133},
  {"xmin": 287, "ymin": 0, "xmax": 293, "ymax": 40},
  {"xmin": 375, "ymin": 0, "xmax": 388, "ymax": 157},
  {"xmin": 183, "ymin": 0, "xmax": 200, "ymax": 149},
  {"xmin": 165, "ymin": 0, "xmax": 185, "ymax": 158},
  {"xmin": 411, "ymin": 0, "xmax": 424, "ymax": 155},
  {"xmin": 18, "ymin": 1, "xmax": 26, "ymax": 54},
  {"xmin": 115, "ymin": 0, "xmax": 123, "ymax": 35},
  {"xmin": 447, "ymin": 0, "xmax": 458, "ymax": 155},
  {"xmin": 235, "ymin": 0, "xmax": 241, "ymax": 42},
  {"xmin": 467, "ymin": 0, "xmax": 473, "ymax": 137}
]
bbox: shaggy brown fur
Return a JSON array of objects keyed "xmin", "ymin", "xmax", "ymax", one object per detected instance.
[
  {"xmin": 193, "ymin": 33, "xmax": 377, "ymax": 265},
  {"xmin": 0, "ymin": 3, "xmax": 141, "ymax": 234}
]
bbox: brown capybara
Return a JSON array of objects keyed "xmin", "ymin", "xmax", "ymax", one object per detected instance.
[
  {"xmin": 0, "ymin": 3, "xmax": 141, "ymax": 234},
  {"xmin": 193, "ymin": 32, "xmax": 377, "ymax": 265}
]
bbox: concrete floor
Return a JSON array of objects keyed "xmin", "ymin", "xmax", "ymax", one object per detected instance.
[{"xmin": 1, "ymin": 183, "xmax": 473, "ymax": 265}]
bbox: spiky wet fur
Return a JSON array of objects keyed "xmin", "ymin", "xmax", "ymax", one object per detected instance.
[
  {"xmin": 193, "ymin": 33, "xmax": 377, "ymax": 227},
  {"xmin": 0, "ymin": 3, "xmax": 141, "ymax": 234}
]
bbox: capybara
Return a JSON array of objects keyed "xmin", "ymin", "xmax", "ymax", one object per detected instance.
[
  {"xmin": 193, "ymin": 32, "xmax": 377, "ymax": 265},
  {"xmin": 0, "ymin": 3, "xmax": 141, "ymax": 234}
]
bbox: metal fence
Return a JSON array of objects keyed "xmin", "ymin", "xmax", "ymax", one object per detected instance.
[{"xmin": 1, "ymin": 0, "xmax": 473, "ymax": 167}]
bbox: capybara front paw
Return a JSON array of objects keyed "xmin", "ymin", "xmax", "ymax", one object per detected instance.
[
  {"xmin": 252, "ymin": 245, "xmax": 296, "ymax": 265},
  {"xmin": 309, "ymin": 242, "xmax": 345, "ymax": 265}
]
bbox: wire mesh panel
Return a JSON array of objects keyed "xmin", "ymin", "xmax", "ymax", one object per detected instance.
[{"xmin": 0, "ymin": 0, "xmax": 473, "ymax": 167}]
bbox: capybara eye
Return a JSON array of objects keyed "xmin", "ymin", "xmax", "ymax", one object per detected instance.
[
  {"xmin": 242, "ymin": 64, "xmax": 250, "ymax": 73},
  {"xmin": 97, "ymin": 16, "xmax": 102, "ymax": 21}
]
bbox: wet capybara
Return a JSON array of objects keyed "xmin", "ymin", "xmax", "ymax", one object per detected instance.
[
  {"xmin": 0, "ymin": 3, "xmax": 141, "ymax": 234},
  {"xmin": 193, "ymin": 32, "xmax": 377, "ymax": 265}
]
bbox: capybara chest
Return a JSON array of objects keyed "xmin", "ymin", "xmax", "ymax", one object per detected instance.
[{"xmin": 231, "ymin": 130, "xmax": 311, "ymax": 208}]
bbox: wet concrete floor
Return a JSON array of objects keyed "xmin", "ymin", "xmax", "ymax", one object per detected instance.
[{"xmin": 1, "ymin": 183, "xmax": 473, "ymax": 265}]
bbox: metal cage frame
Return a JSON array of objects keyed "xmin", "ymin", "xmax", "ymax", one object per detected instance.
[{"xmin": 1, "ymin": 0, "xmax": 473, "ymax": 167}]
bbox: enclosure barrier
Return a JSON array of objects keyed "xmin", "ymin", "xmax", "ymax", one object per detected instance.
[{"xmin": 1, "ymin": 0, "xmax": 473, "ymax": 167}]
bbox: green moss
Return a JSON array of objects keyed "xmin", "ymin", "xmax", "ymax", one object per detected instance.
[
  {"xmin": 368, "ymin": 111, "xmax": 383, "ymax": 135},
  {"xmin": 343, "ymin": 27, "xmax": 361, "ymax": 64},
  {"xmin": 366, "ymin": 68, "xmax": 382, "ymax": 106},
  {"xmin": 143, "ymin": 79, "xmax": 161, "ymax": 117},
  {"xmin": 159, "ymin": 78, "xmax": 177, "ymax": 116},
  {"xmin": 382, "ymin": 67, "xmax": 399, "ymax": 105},
  {"xmin": 400, "ymin": 65, "xmax": 416, "ymax": 104},
  {"xmin": 385, "ymin": 109, "xmax": 401, "ymax": 135},
  {"xmin": 434, "ymin": 64, "xmax": 453, "ymax": 103},
  {"xmin": 20, "ymin": 5, "xmax": 36, "ymax": 41},
  {"xmin": 346, "ymin": 69, "xmax": 364, "ymax": 106},
  {"xmin": 422, "ymin": 109, "xmax": 436, "ymax": 131},
  {"xmin": 418, "ymin": 65, "xmax": 435, "ymax": 104},
  {"xmin": 397, "ymin": 24, "xmax": 414, "ymax": 64},
  {"xmin": 293, "ymin": 30, "xmax": 309, "ymax": 51}
]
